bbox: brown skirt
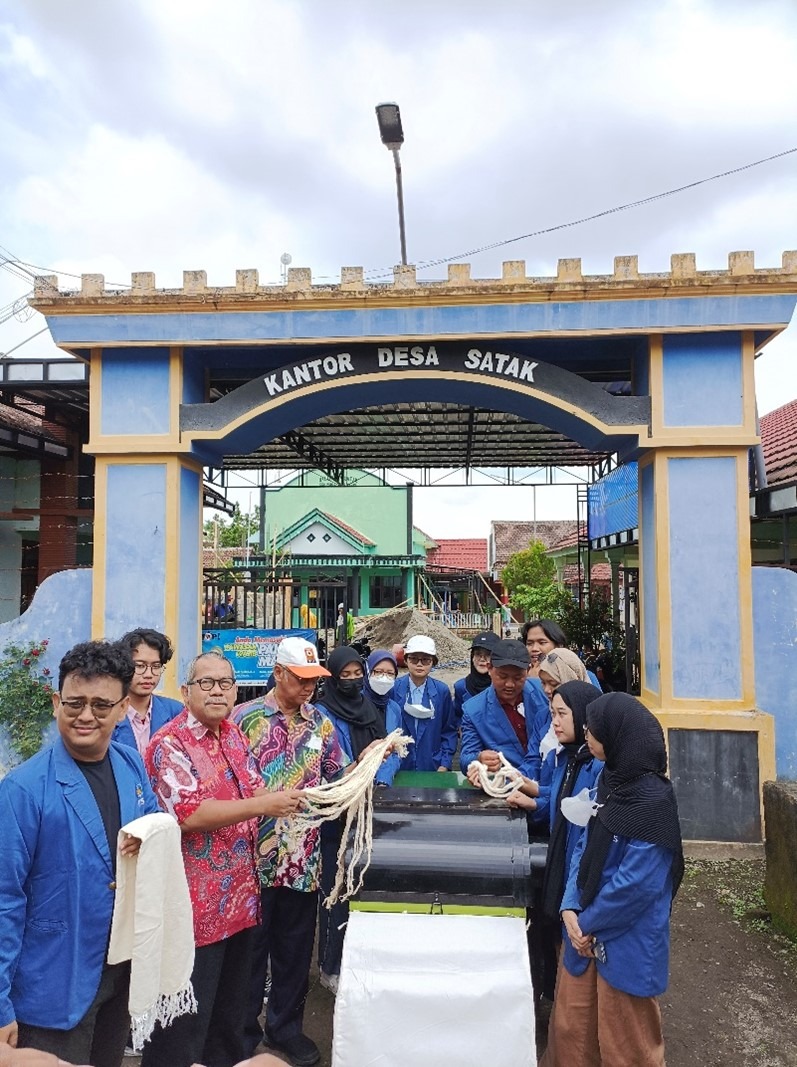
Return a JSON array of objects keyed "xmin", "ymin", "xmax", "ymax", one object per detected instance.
[{"xmin": 541, "ymin": 958, "xmax": 665, "ymax": 1067}]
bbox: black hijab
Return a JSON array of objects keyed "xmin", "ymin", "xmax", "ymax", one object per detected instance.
[
  {"xmin": 320, "ymin": 646, "xmax": 386, "ymax": 759},
  {"xmin": 540, "ymin": 681, "xmax": 603, "ymax": 920},
  {"xmin": 464, "ymin": 632, "xmax": 499, "ymax": 698},
  {"xmin": 576, "ymin": 693, "xmax": 684, "ymax": 909}
]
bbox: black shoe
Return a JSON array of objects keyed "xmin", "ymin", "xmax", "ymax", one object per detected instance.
[{"xmin": 264, "ymin": 1030, "xmax": 321, "ymax": 1067}]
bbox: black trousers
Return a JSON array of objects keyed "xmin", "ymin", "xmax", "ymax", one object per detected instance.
[
  {"xmin": 317, "ymin": 820, "xmax": 349, "ymax": 977},
  {"xmin": 244, "ymin": 885, "xmax": 319, "ymax": 1054},
  {"xmin": 141, "ymin": 927, "xmax": 254, "ymax": 1067},
  {"xmin": 18, "ymin": 961, "xmax": 130, "ymax": 1067}
]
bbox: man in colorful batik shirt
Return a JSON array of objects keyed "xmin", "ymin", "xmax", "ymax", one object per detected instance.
[
  {"xmin": 143, "ymin": 651, "xmax": 303, "ymax": 1067},
  {"xmin": 234, "ymin": 638, "xmax": 344, "ymax": 1067}
]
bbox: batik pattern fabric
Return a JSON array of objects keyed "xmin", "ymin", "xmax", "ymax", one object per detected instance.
[
  {"xmin": 234, "ymin": 692, "xmax": 349, "ymax": 893},
  {"xmin": 145, "ymin": 710, "xmax": 262, "ymax": 947}
]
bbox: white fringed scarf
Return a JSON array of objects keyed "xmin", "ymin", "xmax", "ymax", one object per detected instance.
[{"xmin": 108, "ymin": 812, "xmax": 197, "ymax": 1050}]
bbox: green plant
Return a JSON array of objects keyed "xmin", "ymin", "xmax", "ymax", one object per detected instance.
[
  {"xmin": 502, "ymin": 540, "xmax": 572, "ymax": 619},
  {"xmin": 0, "ymin": 640, "xmax": 54, "ymax": 762}
]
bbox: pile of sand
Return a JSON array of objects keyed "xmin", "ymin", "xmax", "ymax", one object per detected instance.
[{"xmin": 354, "ymin": 606, "xmax": 470, "ymax": 667}]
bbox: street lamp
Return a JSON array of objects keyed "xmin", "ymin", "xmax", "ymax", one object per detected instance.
[{"xmin": 375, "ymin": 102, "xmax": 407, "ymax": 266}]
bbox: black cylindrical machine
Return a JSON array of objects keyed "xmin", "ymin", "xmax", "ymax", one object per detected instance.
[{"xmin": 358, "ymin": 776, "xmax": 548, "ymax": 911}]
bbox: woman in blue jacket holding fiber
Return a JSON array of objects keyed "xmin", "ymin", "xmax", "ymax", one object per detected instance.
[{"xmin": 543, "ymin": 693, "xmax": 683, "ymax": 1067}]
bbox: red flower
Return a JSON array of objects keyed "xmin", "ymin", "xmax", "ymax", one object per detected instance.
[
  {"xmin": 42, "ymin": 639, "xmax": 49, "ymax": 647},
  {"xmin": 42, "ymin": 668, "xmax": 51, "ymax": 676},
  {"xmin": 31, "ymin": 649, "xmax": 40, "ymax": 657},
  {"xmin": 43, "ymin": 684, "xmax": 52, "ymax": 693},
  {"xmin": 22, "ymin": 658, "xmax": 30, "ymax": 666}
]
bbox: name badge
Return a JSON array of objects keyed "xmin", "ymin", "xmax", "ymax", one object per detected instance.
[{"xmin": 306, "ymin": 735, "xmax": 322, "ymax": 751}]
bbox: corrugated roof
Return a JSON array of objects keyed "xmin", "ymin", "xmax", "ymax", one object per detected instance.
[
  {"xmin": 761, "ymin": 399, "xmax": 797, "ymax": 487},
  {"xmin": 427, "ymin": 538, "xmax": 488, "ymax": 571},
  {"xmin": 491, "ymin": 520, "xmax": 579, "ymax": 569}
]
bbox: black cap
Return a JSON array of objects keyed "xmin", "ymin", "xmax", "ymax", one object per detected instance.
[
  {"xmin": 472, "ymin": 631, "xmax": 501, "ymax": 653},
  {"xmin": 490, "ymin": 639, "xmax": 531, "ymax": 670}
]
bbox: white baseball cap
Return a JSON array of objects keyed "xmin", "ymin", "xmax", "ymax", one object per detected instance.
[
  {"xmin": 275, "ymin": 637, "xmax": 330, "ymax": 678},
  {"xmin": 405, "ymin": 634, "xmax": 437, "ymax": 659}
]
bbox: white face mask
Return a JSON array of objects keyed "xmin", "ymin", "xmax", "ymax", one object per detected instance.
[
  {"xmin": 560, "ymin": 786, "xmax": 600, "ymax": 827},
  {"xmin": 369, "ymin": 675, "xmax": 395, "ymax": 696},
  {"xmin": 539, "ymin": 722, "xmax": 558, "ymax": 761},
  {"xmin": 404, "ymin": 702, "xmax": 435, "ymax": 720}
]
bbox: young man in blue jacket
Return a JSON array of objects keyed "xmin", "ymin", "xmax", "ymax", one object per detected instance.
[
  {"xmin": 392, "ymin": 635, "xmax": 457, "ymax": 772},
  {"xmin": 112, "ymin": 629, "xmax": 182, "ymax": 758},
  {"xmin": 0, "ymin": 640, "xmax": 160, "ymax": 1067},
  {"xmin": 460, "ymin": 639, "xmax": 540, "ymax": 779}
]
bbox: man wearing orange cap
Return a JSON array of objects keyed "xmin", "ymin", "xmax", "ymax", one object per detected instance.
[{"xmin": 233, "ymin": 638, "xmax": 343, "ymax": 1067}]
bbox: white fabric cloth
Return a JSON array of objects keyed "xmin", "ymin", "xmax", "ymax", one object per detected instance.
[
  {"xmin": 108, "ymin": 812, "xmax": 197, "ymax": 1050},
  {"xmin": 332, "ymin": 912, "xmax": 536, "ymax": 1067}
]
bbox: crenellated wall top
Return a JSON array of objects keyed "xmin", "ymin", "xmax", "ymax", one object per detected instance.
[{"xmin": 29, "ymin": 251, "xmax": 797, "ymax": 311}]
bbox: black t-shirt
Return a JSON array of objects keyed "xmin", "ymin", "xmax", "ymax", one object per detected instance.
[{"xmin": 76, "ymin": 754, "xmax": 122, "ymax": 875}]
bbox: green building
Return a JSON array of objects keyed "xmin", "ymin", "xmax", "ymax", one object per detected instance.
[{"xmin": 235, "ymin": 470, "xmax": 430, "ymax": 628}]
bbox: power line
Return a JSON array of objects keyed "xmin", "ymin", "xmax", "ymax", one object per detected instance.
[{"xmin": 360, "ymin": 143, "xmax": 797, "ymax": 279}]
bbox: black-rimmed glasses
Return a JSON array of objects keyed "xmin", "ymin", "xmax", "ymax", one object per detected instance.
[{"xmin": 186, "ymin": 677, "xmax": 236, "ymax": 691}]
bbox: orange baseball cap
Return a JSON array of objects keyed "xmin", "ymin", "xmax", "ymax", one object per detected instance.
[{"xmin": 275, "ymin": 637, "xmax": 331, "ymax": 678}]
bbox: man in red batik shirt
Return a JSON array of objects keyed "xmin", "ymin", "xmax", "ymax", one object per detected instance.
[{"xmin": 143, "ymin": 651, "xmax": 304, "ymax": 1067}]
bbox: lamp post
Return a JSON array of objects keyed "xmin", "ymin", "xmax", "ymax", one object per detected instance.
[{"xmin": 375, "ymin": 102, "xmax": 407, "ymax": 266}]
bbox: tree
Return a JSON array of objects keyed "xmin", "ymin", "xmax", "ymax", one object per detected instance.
[
  {"xmin": 203, "ymin": 504, "xmax": 260, "ymax": 549},
  {"xmin": 501, "ymin": 540, "xmax": 570, "ymax": 619}
]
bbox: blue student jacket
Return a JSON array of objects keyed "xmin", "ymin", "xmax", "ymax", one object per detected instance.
[
  {"xmin": 525, "ymin": 671, "xmax": 602, "ymax": 781},
  {"xmin": 560, "ymin": 831, "xmax": 675, "ymax": 997},
  {"xmin": 392, "ymin": 675, "xmax": 457, "ymax": 771},
  {"xmin": 0, "ymin": 738, "xmax": 160, "ymax": 1030},
  {"xmin": 112, "ymin": 693, "xmax": 184, "ymax": 750},
  {"xmin": 315, "ymin": 699, "xmax": 401, "ymax": 786},
  {"xmin": 532, "ymin": 748, "xmax": 604, "ymax": 883},
  {"xmin": 459, "ymin": 685, "xmax": 540, "ymax": 777}
]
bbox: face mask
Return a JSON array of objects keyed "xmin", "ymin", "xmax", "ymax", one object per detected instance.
[
  {"xmin": 369, "ymin": 675, "xmax": 395, "ymax": 696},
  {"xmin": 560, "ymin": 787, "xmax": 599, "ymax": 827},
  {"xmin": 338, "ymin": 678, "xmax": 363, "ymax": 697},
  {"xmin": 539, "ymin": 722, "xmax": 558, "ymax": 761},
  {"xmin": 404, "ymin": 702, "xmax": 435, "ymax": 720}
]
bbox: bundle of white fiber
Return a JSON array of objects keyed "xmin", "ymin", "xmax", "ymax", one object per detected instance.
[
  {"xmin": 277, "ymin": 728, "xmax": 413, "ymax": 908},
  {"xmin": 467, "ymin": 753, "xmax": 524, "ymax": 798}
]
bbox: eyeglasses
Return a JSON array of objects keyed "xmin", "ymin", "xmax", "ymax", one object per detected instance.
[
  {"xmin": 407, "ymin": 655, "xmax": 433, "ymax": 664},
  {"xmin": 371, "ymin": 671, "xmax": 397, "ymax": 680},
  {"xmin": 133, "ymin": 661, "xmax": 164, "ymax": 675},
  {"xmin": 186, "ymin": 677, "xmax": 236, "ymax": 691},
  {"xmin": 59, "ymin": 696, "xmax": 127, "ymax": 718}
]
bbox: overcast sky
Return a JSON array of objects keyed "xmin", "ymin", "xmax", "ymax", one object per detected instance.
[{"xmin": 1, "ymin": 0, "xmax": 796, "ymax": 537}]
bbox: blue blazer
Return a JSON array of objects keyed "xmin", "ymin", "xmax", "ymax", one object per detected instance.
[
  {"xmin": 459, "ymin": 685, "xmax": 540, "ymax": 777},
  {"xmin": 392, "ymin": 675, "xmax": 457, "ymax": 771},
  {"xmin": 561, "ymin": 832, "xmax": 675, "ymax": 997},
  {"xmin": 112, "ymin": 693, "xmax": 183, "ymax": 750},
  {"xmin": 525, "ymin": 672, "xmax": 601, "ymax": 781},
  {"xmin": 0, "ymin": 738, "xmax": 160, "ymax": 1030},
  {"xmin": 533, "ymin": 748, "xmax": 604, "ymax": 890},
  {"xmin": 315, "ymin": 699, "xmax": 402, "ymax": 786}
]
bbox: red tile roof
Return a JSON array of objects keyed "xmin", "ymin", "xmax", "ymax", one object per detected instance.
[
  {"xmin": 427, "ymin": 538, "xmax": 488, "ymax": 571},
  {"xmin": 562, "ymin": 563, "xmax": 613, "ymax": 585},
  {"xmin": 319, "ymin": 511, "xmax": 375, "ymax": 546},
  {"xmin": 761, "ymin": 399, "xmax": 797, "ymax": 487}
]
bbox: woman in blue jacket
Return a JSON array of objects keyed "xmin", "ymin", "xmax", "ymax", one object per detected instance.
[
  {"xmin": 314, "ymin": 645, "xmax": 400, "ymax": 992},
  {"xmin": 543, "ymin": 693, "xmax": 683, "ymax": 1067},
  {"xmin": 452, "ymin": 631, "xmax": 500, "ymax": 726},
  {"xmin": 509, "ymin": 680, "xmax": 603, "ymax": 1001},
  {"xmin": 392, "ymin": 635, "xmax": 457, "ymax": 772}
]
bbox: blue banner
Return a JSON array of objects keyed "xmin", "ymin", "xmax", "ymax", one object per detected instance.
[{"xmin": 201, "ymin": 628, "xmax": 316, "ymax": 683}]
